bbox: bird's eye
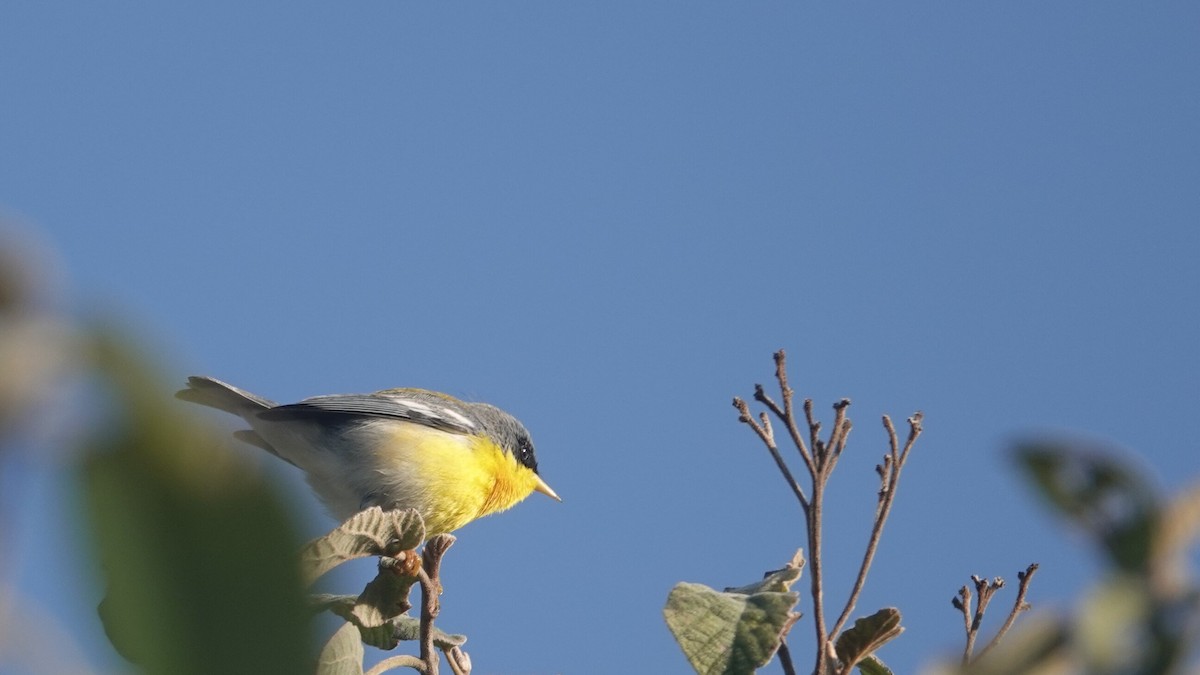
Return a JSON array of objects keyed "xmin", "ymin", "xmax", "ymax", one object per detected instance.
[{"xmin": 516, "ymin": 440, "xmax": 536, "ymax": 469}]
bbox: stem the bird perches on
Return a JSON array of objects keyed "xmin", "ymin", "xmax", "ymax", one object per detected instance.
[
  {"xmin": 417, "ymin": 534, "xmax": 457, "ymax": 675},
  {"xmin": 733, "ymin": 350, "xmax": 923, "ymax": 675}
]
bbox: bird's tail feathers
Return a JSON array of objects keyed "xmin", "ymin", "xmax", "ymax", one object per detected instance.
[{"xmin": 176, "ymin": 376, "xmax": 277, "ymax": 416}]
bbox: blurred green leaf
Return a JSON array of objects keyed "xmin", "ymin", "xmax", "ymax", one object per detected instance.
[
  {"xmin": 835, "ymin": 608, "xmax": 903, "ymax": 671},
  {"xmin": 1076, "ymin": 575, "xmax": 1148, "ymax": 672},
  {"xmin": 316, "ymin": 622, "xmax": 364, "ymax": 675},
  {"xmin": 79, "ymin": 330, "xmax": 311, "ymax": 674},
  {"xmin": 1015, "ymin": 443, "xmax": 1160, "ymax": 574},
  {"xmin": 300, "ymin": 507, "xmax": 426, "ymax": 584},
  {"xmin": 1152, "ymin": 480, "xmax": 1200, "ymax": 596},
  {"xmin": 664, "ymin": 581, "xmax": 799, "ymax": 675}
]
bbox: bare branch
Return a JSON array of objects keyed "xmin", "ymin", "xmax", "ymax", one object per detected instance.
[
  {"xmin": 808, "ymin": 482, "xmax": 828, "ymax": 666},
  {"xmin": 733, "ymin": 397, "xmax": 809, "ymax": 509},
  {"xmin": 882, "ymin": 415, "xmax": 899, "ymax": 460},
  {"xmin": 753, "ymin": 383, "xmax": 787, "ymax": 423},
  {"xmin": 952, "ymin": 586, "xmax": 972, "ymax": 665},
  {"xmin": 978, "ymin": 564, "xmax": 1040, "ymax": 660},
  {"xmin": 776, "ymin": 610, "xmax": 802, "ymax": 675},
  {"xmin": 825, "ymin": 399, "xmax": 851, "ymax": 463},
  {"xmin": 952, "ymin": 564, "xmax": 1037, "ymax": 665},
  {"xmin": 822, "ymin": 401, "xmax": 852, "ymax": 475},
  {"xmin": 803, "ymin": 398, "xmax": 820, "ymax": 454},
  {"xmin": 899, "ymin": 412, "xmax": 923, "ymax": 464},
  {"xmin": 828, "ymin": 413, "xmax": 920, "ymax": 640},
  {"xmin": 761, "ymin": 351, "xmax": 817, "ymax": 474},
  {"xmin": 777, "ymin": 640, "xmax": 797, "ymax": 675},
  {"xmin": 967, "ymin": 575, "xmax": 1003, "ymax": 661},
  {"xmin": 733, "ymin": 353, "xmax": 926, "ymax": 675},
  {"xmin": 734, "ymin": 397, "xmax": 773, "ymax": 445}
]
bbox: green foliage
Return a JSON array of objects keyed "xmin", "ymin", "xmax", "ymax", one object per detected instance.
[
  {"xmin": 300, "ymin": 506, "xmax": 426, "ymax": 584},
  {"xmin": 834, "ymin": 608, "xmax": 903, "ymax": 674},
  {"xmin": 1016, "ymin": 443, "xmax": 1160, "ymax": 574},
  {"xmin": 79, "ymin": 331, "xmax": 313, "ymax": 674},
  {"xmin": 945, "ymin": 443, "xmax": 1200, "ymax": 675},
  {"xmin": 854, "ymin": 655, "xmax": 894, "ymax": 675},
  {"xmin": 314, "ymin": 595, "xmax": 467, "ymax": 653},
  {"xmin": 663, "ymin": 553, "xmax": 803, "ymax": 675},
  {"xmin": 316, "ymin": 622, "xmax": 366, "ymax": 675}
]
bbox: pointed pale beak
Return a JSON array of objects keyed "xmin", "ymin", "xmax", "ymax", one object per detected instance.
[{"xmin": 534, "ymin": 474, "xmax": 561, "ymax": 502}]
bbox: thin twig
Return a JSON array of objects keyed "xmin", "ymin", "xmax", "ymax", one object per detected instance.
[
  {"xmin": 828, "ymin": 414, "xmax": 921, "ymax": 640},
  {"xmin": 898, "ymin": 412, "xmax": 923, "ymax": 464},
  {"xmin": 952, "ymin": 585, "xmax": 973, "ymax": 665},
  {"xmin": 882, "ymin": 416, "xmax": 899, "ymax": 460},
  {"xmin": 822, "ymin": 400, "xmax": 852, "ymax": 475},
  {"xmin": 734, "ymin": 397, "xmax": 809, "ymax": 509},
  {"xmin": 803, "ymin": 397, "xmax": 820, "ymax": 458},
  {"xmin": 777, "ymin": 640, "xmax": 797, "ymax": 675},
  {"xmin": 977, "ymin": 564, "xmax": 1039, "ymax": 660},
  {"xmin": 966, "ymin": 576, "xmax": 1003, "ymax": 661},
  {"xmin": 755, "ymin": 352, "xmax": 817, "ymax": 475},
  {"xmin": 776, "ymin": 351, "xmax": 819, "ymax": 476},
  {"xmin": 776, "ymin": 609, "xmax": 802, "ymax": 675},
  {"xmin": 824, "ymin": 400, "xmax": 851, "ymax": 461}
]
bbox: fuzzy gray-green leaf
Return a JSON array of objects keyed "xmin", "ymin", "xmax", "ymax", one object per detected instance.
[
  {"xmin": 664, "ymin": 582, "xmax": 798, "ymax": 675},
  {"xmin": 300, "ymin": 507, "xmax": 425, "ymax": 584}
]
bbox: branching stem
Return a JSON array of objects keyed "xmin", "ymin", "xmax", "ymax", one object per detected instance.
[
  {"xmin": 734, "ymin": 398, "xmax": 808, "ymax": 509},
  {"xmin": 829, "ymin": 413, "xmax": 921, "ymax": 639},
  {"xmin": 733, "ymin": 351, "xmax": 923, "ymax": 675},
  {"xmin": 978, "ymin": 564, "xmax": 1039, "ymax": 660},
  {"xmin": 952, "ymin": 564, "xmax": 1039, "ymax": 665},
  {"xmin": 415, "ymin": 534, "xmax": 457, "ymax": 675}
]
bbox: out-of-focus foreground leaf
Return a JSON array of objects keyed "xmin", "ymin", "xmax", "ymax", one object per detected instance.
[
  {"xmin": 1013, "ymin": 441, "xmax": 1200, "ymax": 674},
  {"xmin": 0, "ymin": 232, "xmax": 76, "ymax": 447},
  {"xmin": 79, "ymin": 330, "xmax": 312, "ymax": 674},
  {"xmin": 316, "ymin": 622, "xmax": 365, "ymax": 675},
  {"xmin": 955, "ymin": 614, "xmax": 1072, "ymax": 675},
  {"xmin": 1015, "ymin": 443, "xmax": 1159, "ymax": 574}
]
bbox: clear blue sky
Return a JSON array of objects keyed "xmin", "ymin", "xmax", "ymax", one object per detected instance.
[{"xmin": 3, "ymin": 3, "xmax": 1198, "ymax": 673}]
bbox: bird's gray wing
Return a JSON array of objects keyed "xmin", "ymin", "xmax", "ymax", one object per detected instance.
[{"xmin": 256, "ymin": 393, "xmax": 477, "ymax": 435}]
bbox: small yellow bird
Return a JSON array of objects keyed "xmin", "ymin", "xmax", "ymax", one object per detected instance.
[{"xmin": 177, "ymin": 376, "xmax": 559, "ymax": 535}]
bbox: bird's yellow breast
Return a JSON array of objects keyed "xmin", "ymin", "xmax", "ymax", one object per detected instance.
[{"xmin": 375, "ymin": 422, "xmax": 541, "ymax": 536}]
